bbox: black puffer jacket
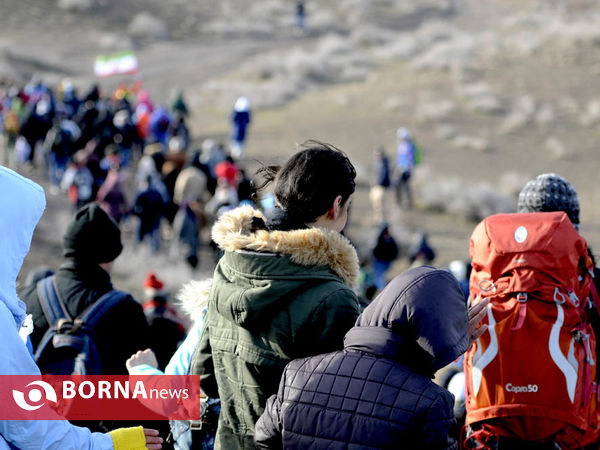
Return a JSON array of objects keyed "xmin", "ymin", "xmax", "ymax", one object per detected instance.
[{"xmin": 255, "ymin": 266, "xmax": 469, "ymax": 449}]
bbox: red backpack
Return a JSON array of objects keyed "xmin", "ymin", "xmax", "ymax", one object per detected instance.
[{"xmin": 463, "ymin": 212, "xmax": 600, "ymax": 448}]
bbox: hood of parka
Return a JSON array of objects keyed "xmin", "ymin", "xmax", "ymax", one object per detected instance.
[
  {"xmin": 176, "ymin": 278, "xmax": 213, "ymax": 323},
  {"xmin": 0, "ymin": 167, "xmax": 45, "ymax": 328},
  {"xmin": 344, "ymin": 266, "xmax": 469, "ymax": 377},
  {"xmin": 210, "ymin": 205, "xmax": 359, "ymax": 326}
]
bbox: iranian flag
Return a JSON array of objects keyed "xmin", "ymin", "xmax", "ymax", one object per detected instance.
[{"xmin": 94, "ymin": 51, "xmax": 138, "ymax": 78}]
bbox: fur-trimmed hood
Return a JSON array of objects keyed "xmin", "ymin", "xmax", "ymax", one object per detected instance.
[
  {"xmin": 211, "ymin": 205, "xmax": 359, "ymax": 289},
  {"xmin": 176, "ymin": 279, "xmax": 212, "ymax": 323}
]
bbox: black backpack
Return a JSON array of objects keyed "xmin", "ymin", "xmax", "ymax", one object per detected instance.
[{"xmin": 34, "ymin": 276, "xmax": 127, "ymax": 375}]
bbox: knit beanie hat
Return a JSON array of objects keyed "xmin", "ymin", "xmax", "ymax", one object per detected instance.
[
  {"xmin": 143, "ymin": 272, "xmax": 168, "ymax": 299},
  {"xmin": 63, "ymin": 203, "xmax": 123, "ymax": 263},
  {"xmin": 517, "ymin": 173, "xmax": 580, "ymax": 230}
]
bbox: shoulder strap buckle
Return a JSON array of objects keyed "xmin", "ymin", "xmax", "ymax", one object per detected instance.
[{"xmin": 516, "ymin": 293, "xmax": 528, "ymax": 303}]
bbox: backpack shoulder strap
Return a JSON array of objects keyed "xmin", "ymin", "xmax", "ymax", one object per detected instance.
[
  {"xmin": 36, "ymin": 276, "xmax": 72, "ymax": 326},
  {"xmin": 589, "ymin": 277, "xmax": 600, "ymax": 311},
  {"xmin": 76, "ymin": 290, "xmax": 130, "ymax": 329}
]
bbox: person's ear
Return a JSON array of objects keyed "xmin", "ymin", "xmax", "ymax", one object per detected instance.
[{"xmin": 329, "ymin": 195, "xmax": 343, "ymax": 220}]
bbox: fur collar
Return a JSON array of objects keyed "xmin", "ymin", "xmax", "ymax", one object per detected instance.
[
  {"xmin": 211, "ymin": 205, "xmax": 359, "ymax": 289},
  {"xmin": 176, "ymin": 279, "xmax": 212, "ymax": 322}
]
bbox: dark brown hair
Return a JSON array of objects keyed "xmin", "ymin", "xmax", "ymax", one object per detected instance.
[{"xmin": 256, "ymin": 140, "xmax": 356, "ymax": 230}]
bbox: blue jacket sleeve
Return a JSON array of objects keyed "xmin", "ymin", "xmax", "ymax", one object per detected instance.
[
  {"xmin": 0, "ymin": 302, "xmax": 114, "ymax": 450},
  {"xmin": 128, "ymin": 310, "xmax": 204, "ymax": 377},
  {"xmin": 129, "ymin": 320, "xmax": 203, "ymax": 376},
  {"xmin": 164, "ymin": 321, "xmax": 202, "ymax": 375}
]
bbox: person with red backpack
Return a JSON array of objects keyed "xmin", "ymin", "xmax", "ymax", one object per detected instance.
[{"xmin": 463, "ymin": 173, "xmax": 600, "ymax": 449}]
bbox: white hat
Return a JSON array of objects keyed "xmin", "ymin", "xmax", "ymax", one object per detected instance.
[
  {"xmin": 448, "ymin": 260, "xmax": 467, "ymax": 281},
  {"xmin": 397, "ymin": 127, "xmax": 410, "ymax": 139},
  {"xmin": 234, "ymin": 96, "xmax": 250, "ymax": 112}
]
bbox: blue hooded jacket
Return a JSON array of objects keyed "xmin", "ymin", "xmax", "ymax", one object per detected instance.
[{"xmin": 0, "ymin": 166, "xmax": 113, "ymax": 449}]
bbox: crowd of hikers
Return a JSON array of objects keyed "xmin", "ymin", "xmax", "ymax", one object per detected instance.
[
  {"xmin": 2, "ymin": 79, "xmax": 600, "ymax": 450},
  {"xmin": 0, "ymin": 79, "xmax": 259, "ymax": 269}
]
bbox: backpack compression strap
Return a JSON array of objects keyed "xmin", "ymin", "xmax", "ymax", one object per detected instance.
[{"xmin": 36, "ymin": 276, "xmax": 73, "ymax": 327}]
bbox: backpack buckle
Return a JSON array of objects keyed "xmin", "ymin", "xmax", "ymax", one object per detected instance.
[
  {"xmin": 566, "ymin": 288, "xmax": 580, "ymax": 307},
  {"xmin": 511, "ymin": 293, "xmax": 528, "ymax": 331},
  {"xmin": 554, "ymin": 288, "xmax": 567, "ymax": 305},
  {"xmin": 56, "ymin": 318, "xmax": 72, "ymax": 332},
  {"xmin": 574, "ymin": 330, "xmax": 595, "ymax": 365},
  {"xmin": 71, "ymin": 318, "xmax": 85, "ymax": 333}
]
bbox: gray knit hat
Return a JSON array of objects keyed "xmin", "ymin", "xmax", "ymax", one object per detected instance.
[{"xmin": 517, "ymin": 173, "xmax": 580, "ymax": 229}]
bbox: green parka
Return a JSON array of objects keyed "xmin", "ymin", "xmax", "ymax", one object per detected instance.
[{"xmin": 190, "ymin": 205, "xmax": 360, "ymax": 449}]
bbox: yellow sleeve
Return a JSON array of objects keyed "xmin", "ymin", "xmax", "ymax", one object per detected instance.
[{"xmin": 109, "ymin": 426, "xmax": 146, "ymax": 450}]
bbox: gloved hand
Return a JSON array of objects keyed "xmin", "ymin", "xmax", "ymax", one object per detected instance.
[{"xmin": 110, "ymin": 426, "xmax": 163, "ymax": 449}]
